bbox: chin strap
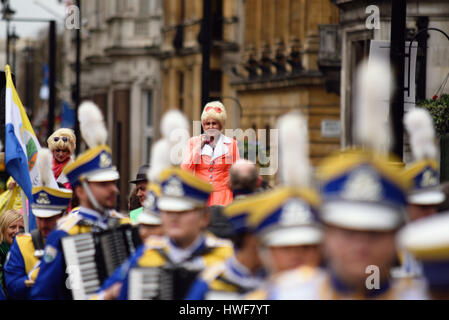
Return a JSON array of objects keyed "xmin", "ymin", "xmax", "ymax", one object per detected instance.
[{"xmin": 81, "ymin": 180, "xmax": 107, "ymax": 216}]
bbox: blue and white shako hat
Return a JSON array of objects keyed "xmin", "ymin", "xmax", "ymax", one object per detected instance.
[
  {"xmin": 317, "ymin": 59, "xmax": 410, "ymax": 231},
  {"xmin": 63, "ymin": 101, "xmax": 119, "ymax": 186},
  {"xmin": 146, "ymin": 109, "xmax": 211, "ymax": 212},
  {"xmin": 157, "ymin": 167, "xmax": 212, "ymax": 212},
  {"xmin": 33, "ymin": 148, "xmax": 72, "ymax": 217},
  {"xmin": 243, "ymin": 111, "xmax": 322, "ymax": 246},
  {"xmin": 248, "ymin": 187, "xmax": 322, "ymax": 246},
  {"xmin": 317, "ymin": 150, "xmax": 410, "ymax": 231},
  {"xmin": 403, "ymin": 108, "xmax": 445, "ymax": 205},
  {"xmin": 223, "ymin": 191, "xmax": 270, "ymax": 235},
  {"xmin": 398, "ymin": 212, "xmax": 449, "ymax": 289},
  {"xmin": 137, "ymin": 183, "xmax": 162, "ymax": 225}
]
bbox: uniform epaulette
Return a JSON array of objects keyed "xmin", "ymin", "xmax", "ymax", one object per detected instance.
[
  {"xmin": 16, "ymin": 233, "xmax": 31, "ymax": 238},
  {"xmin": 245, "ymin": 288, "xmax": 268, "ymax": 300},
  {"xmin": 119, "ymin": 217, "xmax": 132, "ymax": 225},
  {"xmin": 144, "ymin": 235, "xmax": 166, "ymax": 249},
  {"xmin": 57, "ymin": 213, "xmax": 83, "ymax": 233},
  {"xmin": 273, "ymin": 265, "xmax": 320, "ymax": 289},
  {"xmin": 200, "ymin": 262, "xmax": 226, "ymax": 284},
  {"xmin": 205, "ymin": 234, "xmax": 233, "ymax": 248}
]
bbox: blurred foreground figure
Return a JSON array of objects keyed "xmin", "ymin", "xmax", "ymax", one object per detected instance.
[
  {"xmin": 4, "ymin": 149, "xmax": 71, "ymax": 299},
  {"xmin": 206, "ymin": 159, "xmax": 260, "ymax": 240},
  {"xmin": 403, "ymin": 108, "xmax": 445, "ymax": 222},
  {"xmin": 261, "ymin": 60, "xmax": 427, "ymax": 300},
  {"xmin": 100, "ymin": 110, "xmax": 233, "ymax": 300},
  {"xmin": 135, "ymin": 183, "xmax": 163, "ymax": 242},
  {"xmin": 391, "ymin": 108, "xmax": 445, "ymax": 280},
  {"xmin": 93, "ymin": 183, "xmax": 162, "ymax": 300},
  {"xmin": 186, "ymin": 192, "xmax": 266, "ymax": 300},
  {"xmin": 244, "ymin": 111, "xmax": 323, "ymax": 299},
  {"xmin": 398, "ymin": 213, "xmax": 449, "ymax": 299}
]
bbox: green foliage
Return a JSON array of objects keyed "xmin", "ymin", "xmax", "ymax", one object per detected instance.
[
  {"xmin": 417, "ymin": 94, "xmax": 449, "ymax": 137},
  {"xmin": 238, "ymin": 139, "xmax": 271, "ymax": 168}
]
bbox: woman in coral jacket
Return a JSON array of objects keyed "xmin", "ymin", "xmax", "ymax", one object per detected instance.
[{"xmin": 181, "ymin": 101, "xmax": 240, "ymax": 207}]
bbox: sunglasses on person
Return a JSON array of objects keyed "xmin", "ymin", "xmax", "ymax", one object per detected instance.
[
  {"xmin": 205, "ymin": 106, "xmax": 222, "ymax": 113},
  {"xmin": 53, "ymin": 136, "xmax": 69, "ymax": 142}
]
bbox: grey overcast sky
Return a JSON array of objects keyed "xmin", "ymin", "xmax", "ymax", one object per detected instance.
[{"xmin": 0, "ymin": 0, "xmax": 67, "ymax": 40}]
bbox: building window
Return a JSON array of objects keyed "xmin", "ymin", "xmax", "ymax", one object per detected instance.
[{"xmin": 142, "ymin": 90, "xmax": 154, "ymax": 164}]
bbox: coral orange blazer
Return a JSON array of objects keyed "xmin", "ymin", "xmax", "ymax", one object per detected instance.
[{"xmin": 181, "ymin": 134, "xmax": 240, "ymax": 207}]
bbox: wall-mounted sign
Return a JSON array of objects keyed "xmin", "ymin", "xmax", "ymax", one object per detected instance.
[{"xmin": 321, "ymin": 120, "xmax": 341, "ymax": 138}]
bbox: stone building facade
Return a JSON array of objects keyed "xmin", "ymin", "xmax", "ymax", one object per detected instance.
[
  {"xmin": 231, "ymin": 0, "xmax": 341, "ymax": 169},
  {"xmin": 330, "ymin": 0, "xmax": 449, "ymax": 152}
]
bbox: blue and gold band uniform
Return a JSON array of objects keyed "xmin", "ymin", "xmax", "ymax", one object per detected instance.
[
  {"xmin": 4, "ymin": 172, "xmax": 72, "ymax": 299},
  {"xmin": 92, "ymin": 183, "xmax": 162, "ymax": 298},
  {"xmin": 398, "ymin": 212, "xmax": 449, "ymax": 299},
  {"xmin": 115, "ymin": 167, "xmax": 234, "ymax": 300},
  {"xmin": 242, "ymin": 186, "xmax": 322, "ymax": 300},
  {"xmin": 186, "ymin": 192, "xmax": 268, "ymax": 300},
  {"xmin": 248, "ymin": 150, "xmax": 428, "ymax": 300},
  {"xmin": 30, "ymin": 144, "xmax": 125, "ymax": 300}
]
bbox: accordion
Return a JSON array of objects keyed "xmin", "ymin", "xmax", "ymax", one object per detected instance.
[
  {"xmin": 61, "ymin": 224, "xmax": 141, "ymax": 300},
  {"xmin": 128, "ymin": 266, "xmax": 201, "ymax": 300}
]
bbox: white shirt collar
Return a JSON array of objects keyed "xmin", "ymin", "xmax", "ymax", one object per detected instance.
[
  {"xmin": 201, "ymin": 133, "xmax": 232, "ymax": 160},
  {"xmin": 166, "ymin": 235, "xmax": 205, "ymax": 264}
]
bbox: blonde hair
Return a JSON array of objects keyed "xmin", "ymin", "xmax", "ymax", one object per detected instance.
[
  {"xmin": 0, "ymin": 210, "xmax": 23, "ymax": 243},
  {"xmin": 47, "ymin": 128, "xmax": 76, "ymax": 154},
  {"xmin": 201, "ymin": 101, "xmax": 227, "ymax": 129}
]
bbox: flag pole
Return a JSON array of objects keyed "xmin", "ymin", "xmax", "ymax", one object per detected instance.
[{"xmin": 21, "ymin": 190, "xmax": 28, "ymax": 233}]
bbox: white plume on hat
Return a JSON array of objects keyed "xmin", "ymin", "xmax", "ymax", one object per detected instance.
[
  {"xmin": 37, "ymin": 148, "xmax": 54, "ymax": 187},
  {"xmin": 354, "ymin": 58, "xmax": 393, "ymax": 153},
  {"xmin": 147, "ymin": 109, "xmax": 191, "ymax": 182},
  {"xmin": 277, "ymin": 110, "xmax": 311, "ymax": 187},
  {"xmin": 404, "ymin": 108, "xmax": 437, "ymax": 161},
  {"xmin": 78, "ymin": 101, "xmax": 107, "ymax": 149}
]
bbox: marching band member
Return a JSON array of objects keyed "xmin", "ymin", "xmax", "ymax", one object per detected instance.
[
  {"xmin": 4, "ymin": 149, "xmax": 72, "ymax": 299},
  {"xmin": 398, "ymin": 213, "xmax": 449, "ymax": 299},
  {"xmin": 259, "ymin": 60, "xmax": 427, "ymax": 300},
  {"xmin": 108, "ymin": 110, "xmax": 233, "ymax": 300},
  {"xmin": 186, "ymin": 192, "xmax": 267, "ymax": 300},
  {"xmin": 244, "ymin": 111, "xmax": 323, "ymax": 299},
  {"xmin": 92, "ymin": 183, "xmax": 163, "ymax": 300},
  {"xmin": 403, "ymin": 108, "xmax": 445, "ymax": 222},
  {"xmin": 30, "ymin": 101, "xmax": 124, "ymax": 300}
]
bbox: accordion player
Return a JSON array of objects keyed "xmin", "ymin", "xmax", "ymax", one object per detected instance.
[
  {"xmin": 62, "ymin": 223, "xmax": 141, "ymax": 300},
  {"xmin": 128, "ymin": 263, "xmax": 204, "ymax": 300}
]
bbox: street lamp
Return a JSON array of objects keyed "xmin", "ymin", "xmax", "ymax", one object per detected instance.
[
  {"xmin": 1, "ymin": 0, "xmax": 16, "ymax": 65},
  {"xmin": 9, "ymin": 25, "xmax": 19, "ymax": 72}
]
